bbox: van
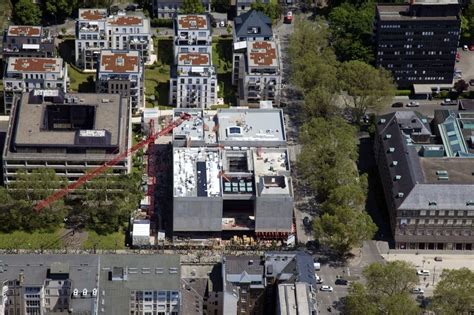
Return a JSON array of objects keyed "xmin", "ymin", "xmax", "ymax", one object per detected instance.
[{"xmin": 314, "ymin": 262, "xmax": 321, "ymax": 271}]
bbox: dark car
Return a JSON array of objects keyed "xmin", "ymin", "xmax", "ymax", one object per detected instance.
[
  {"xmin": 392, "ymin": 102, "xmax": 403, "ymax": 108},
  {"xmin": 335, "ymin": 278, "xmax": 349, "ymax": 285},
  {"xmin": 469, "ymin": 79, "xmax": 474, "ymax": 86},
  {"xmin": 303, "ymin": 216, "xmax": 311, "ymax": 227}
]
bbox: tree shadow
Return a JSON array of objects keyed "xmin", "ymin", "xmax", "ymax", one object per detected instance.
[
  {"xmin": 57, "ymin": 39, "xmax": 76, "ymax": 64},
  {"xmin": 156, "ymin": 82, "xmax": 170, "ymax": 106},
  {"xmin": 78, "ymin": 76, "xmax": 96, "ymax": 93},
  {"xmin": 217, "ymin": 72, "xmax": 236, "ymax": 105},
  {"xmin": 157, "ymin": 39, "xmax": 173, "ymax": 66}
]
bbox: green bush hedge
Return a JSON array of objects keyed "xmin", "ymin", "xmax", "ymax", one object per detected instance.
[{"xmin": 151, "ymin": 18, "xmax": 173, "ymax": 28}]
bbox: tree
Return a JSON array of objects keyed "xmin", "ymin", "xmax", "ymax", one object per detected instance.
[
  {"xmin": 431, "ymin": 268, "xmax": 474, "ymax": 315},
  {"xmin": 251, "ymin": 0, "xmax": 280, "ymax": 21},
  {"xmin": 302, "ymin": 87, "xmax": 340, "ymax": 119},
  {"xmin": 14, "ymin": 0, "xmax": 42, "ymax": 25},
  {"xmin": 338, "ymin": 60, "xmax": 396, "ymax": 122},
  {"xmin": 461, "ymin": 4, "xmax": 474, "ymax": 43},
  {"xmin": 321, "ymin": 177, "xmax": 368, "ymax": 213},
  {"xmin": 345, "ymin": 261, "xmax": 420, "ymax": 315},
  {"xmin": 328, "ymin": 1, "xmax": 376, "ymax": 63},
  {"xmin": 180, "ymin": 0, "xmax": 206, "ymax": 14},
  {"xmin": 454, "ymin": 79, "xmax": 469, "ymax": 94},
  {"xmin": 211, "ymin": 0, "xmax": 230, "ymax": 13},
  {"xmin": 43, "ymin": 0, "xmax": 77, "ymax": 23}
]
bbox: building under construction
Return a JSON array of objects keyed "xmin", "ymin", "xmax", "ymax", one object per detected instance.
[
  {"xmin": 172, "ymin": 108, "xmax": 294, "ymax": 242},
  {"xmin": 2, "ymin": 90, "xmax": 131, "ymax": 187}
]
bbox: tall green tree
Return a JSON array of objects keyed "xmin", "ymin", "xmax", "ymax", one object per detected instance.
[
  {"xmin": 461, "ymin": 4, "xmax": 474, "ymax": 43},
  {"xmin": 338, "ymin": 60, "xmax": 396, "ymax": 122},
  {"xmin": 180, "ymin": 0, "xmax": 206, "ymax": 14},
  {"xmin": 345, "ymin": 261, "xmax": 420, "ymax": 315},
  {"xmin": 211, "ymin": 0, "xmax": 230, "ymax": 12},
  {"xmin": 43, "ymin": 0, "xmax": 77, "ymax": 23},
  {"xmin": 431, "ymin": 268, "xmax": 474, "ymax": 315},
  {"xmin": 14, "ymin": 0, "xmax": 42, "ymax": 25}
]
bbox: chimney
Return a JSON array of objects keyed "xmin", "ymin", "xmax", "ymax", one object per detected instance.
[{"xmin": 19, "ymin": 272, "xmax": 24, "ymax": 285}]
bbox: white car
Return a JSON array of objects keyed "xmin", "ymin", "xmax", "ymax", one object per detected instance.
[
  {"xmin": 417, "ymin": 269, "xmax": 430, "ymax": 276},
  {"xmin": 315, "ymin": 274, "xmax": 323, "ymax": 284},
  {"xmin": 406, "ymin": 101, "xmax": 420, "ymax": 107},
  {"xmin": 320, "ymin": 285, "xmax": 333, "ymax": 292},
  {"xmin": 412, "ymin": 288, "xmax": 425, "ymax": 294}
]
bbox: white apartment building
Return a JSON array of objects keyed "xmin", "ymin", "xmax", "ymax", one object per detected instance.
[
  {"xmin": 170, "ymin": 14, "xmax": 216, "ymax": 108},
  {"xmin": 96, "ymin": 50, "xmax": 144, "ymax": 111},
  {"xmin": 75, "ymin": 9, "xmax": 153, "ymax": 71},
  {"xmin": 75, "ymin": 9, "xmax": 108, "ymax": 71},
  {"xmin": 3, "ymin": 57, "xmax": 68, "ymax": 114}
]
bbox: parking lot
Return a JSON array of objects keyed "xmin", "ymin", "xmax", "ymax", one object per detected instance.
[{"xmin": 456, "ymin": 48, "xmax": 474, "ymax": 83}]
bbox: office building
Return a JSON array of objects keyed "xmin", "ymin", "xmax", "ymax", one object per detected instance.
[
  {"xmin": 75, "ymin": 9, "xmax": 153, "ymax": 71},
  {"xmin": 2, "ymin": 25, "xmax": 54, "ymax": 58},
  {"xmin": 0, "ymin": 255, "xmax": 99, "ymax": 315},
  {"xmin": 96, "ymin": 50, "xmax": 144, "ymax": 111},
  {"xmin": 170, "ymin": 15, "xmax": 217, "ymax": 108},
  {"xmin": 172, "ymin": 109, "xmax": 294, "ymax": 241},
  {"xmin": 374, "ymin": 0, "xmax": 461, "ymax": 89},
  {"xmin": 152, "ymin": 0, "xmax": 211, "ymax": 19},
  {"xmin": 374, "ymin": 110, "xmax": 474, "ymax": 250},
  {"xmin": 3, "ymin": 57, "xmax": 68, "ymax": 114},
  {"xmin": 2, "ymin": 91, "xmax": 131, "ymax": 187}
]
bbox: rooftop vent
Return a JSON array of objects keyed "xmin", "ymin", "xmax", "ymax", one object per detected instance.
[
  {"xmin": 429, "ymin": 201, "xmax": 437, "ymax": 206},
  {"xmin": 248, "ymin": 260, "xmax": 254, "ymax": 265},
  {"xmin": 92, "ymin": 288, "xmax": 97, "ymax": 297},
  {"xmin": 467, "ymin": 201, "xmax": 474, "ymax": 206},
  {"xmin": 397, "ymin": 192, "xmax": 404, "ymax": 198},
  {"xmin": 394, "ymin": 175, "xmax": 401, "ymax": 181},
  {"xmin": 384, "ymin": 134, "xmax": 392, "ymax": 139},
  {"xmin": 437, "ymin": 175, "xmax": 449, "ymax": 181},
  {"xmin": 436, "ymin": 170, "xmax": 448, "ymax": 176},
  {"xmin": 387, "ymin": 147, "xmax": 395, "ymax": 153},
  {"xmin": 115, "ymin": 56, "xmax": 124, "ymax": 67},
  {"xmin": 73, "ymin": 289, "xmax": 79, "ymax": 297},
  {"xmin": 82, "ymin": 288, "xmax": 87, "ymax": 297}
]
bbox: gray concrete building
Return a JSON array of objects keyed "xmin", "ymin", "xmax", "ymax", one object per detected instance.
[
  {"xmin": 2, "ymin": 25, "xmax": 54, "ymax": 59},
  {"xmin": 96, "ymin": 50, "xmax": 144, "ymax": 112},
  {"xmin": 3, "ymin": 57, "xmax": 68, "ymax": 114},
  {"xmin": 172, "ymin": 109, "xmax": 293, "ymax": 241},
  {"xmin": 2, "ymin": 90, "xmax": 131, "ymax": 187},
  {"xmin": 374, "ymin": 110, "xmax": 474, "ymax": 250}
]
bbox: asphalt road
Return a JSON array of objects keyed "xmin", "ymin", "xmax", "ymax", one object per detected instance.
[{"xmin": 379, "ymin": 98, "xmax": 459, "ymax": 118}]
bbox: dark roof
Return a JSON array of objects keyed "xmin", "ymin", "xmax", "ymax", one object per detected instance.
[
  {"xmin": 264, "ymin": 252, "xmax": 316, "ymax": 289},
  {"xmin": 234, "ymin": 10, "xmax": 272, "ymax": 38},
  {"xmin": 459, "ymin": 99, "xmax": 474, "ymax": 111},
  {"xmin": 181, "ymin": 278, "xmax": 208, "ymax": 315}
]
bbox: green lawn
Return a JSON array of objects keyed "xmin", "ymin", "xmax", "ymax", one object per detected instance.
[
  {"xmin": 212, "ymin": 39, "xmax": 236, "ymax": 105},
  {"xmin": 68, "ymin": 64, "xmax": 95, "ymax": 92},
  {"xmin": 0, "ymin": 230, "xmax": 64, "ymax": 250},
  {"xmin": 82, "ymin": 230, "xmax": 126, "ymax": 250},
  {"xmin": 145, "ymin": 66, "xmax": 170, "ymax": 107}
]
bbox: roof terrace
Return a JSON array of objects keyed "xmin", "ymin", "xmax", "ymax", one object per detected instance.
[
  {"xmin": 177, "ymin": 15, "xmax": 209, "ymax": 30},
  {"xmin": 99, "ymin": 50, "xmax": 140, "ymax": 73},
  {"xmin": 79, "ymin": 9, "xmax": 108, "ymax": 21},
  {"xmin": 7, "ymin": 57, "xmax": 62, "ymax": 73},
  {"xmin": 7, "ymin": 26, "xmax": 41, "ymax": 37},
  {"xmin": 247, "ymin": 41, "xmax": 278, "ymax": 68}
]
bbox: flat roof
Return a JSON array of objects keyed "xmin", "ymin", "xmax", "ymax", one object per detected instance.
[
  {"xmin": 7, "ymin": 25, "xmax": 41, "ymax": 37},
  {"xmin": 99, "ymin": 50, "xmax": 140, "ymax": 73},
  {"xmin": 377, "ymin": 4, "xmax": 458, "ymax": 21},
  {"xmin": 7, "ymin": 57, "xmax": 63, "ymax": 73},
  {"xmin": 177, "ymin": 15, "xmax": 209, "ymax": 30},
  {"xmin": 248, "ymin": 41, "xmax": 278, "ymax": 68},
  {"xmin": 79, "ymin": 8, "xmax": 108, "ymax": 20},
  {"xmin": 178, "ymin": 53, "xmax": 210, "ymax": 66},
  {"xmin": 420, "ymin": 157, "xmax": 474, "ymax": 184},
  {"xmin": 253, "ymin": 148, "xmax": 291, "ymax": 196},
  {"xmin": 217, "ymin": 109, "xmax": 286, "ymax": 143},
  {"xmin": 108, "ymin": 15, "xmax": 143, "ymax": 26},
  {"xmin": 172, "ymin": 109, "xmax": 217, "ymax": 144},
  {"xmin": 173, "ymin": 147, "xmax": 221, "ymax": 197},
  {"xmin": 10, "ymin": 92, "xmax": 123, "ymax": 148}
]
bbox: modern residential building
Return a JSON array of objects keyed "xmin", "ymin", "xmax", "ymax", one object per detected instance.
[
  {"xmin": 170, "ymin": 15, "xmax": 217, "ymax": 108},
  {"xmin": 98, "ymin": 255, "xmax": 181, "ymax": 315},
  {"xmin": 232, "ymin": 11, "xmax": 280, "ymax": 107},
  {"xmin": 75, "ymin": 9, "xmax": 153, "ymax": 71},
  {"xmin": 152, "ymin": 0, "xmax": 211, "ymax": 19},
  {"xmin": 96, "ymin": 50, "xmax": 144, "ymax": 111},
  {"xmin": 222, "ymin": 252, "xmax": 318, "ymax": 315},
  {"xmin": 2, "ymin": 90, "xmax": 132, "ymax": 187},
  {"xmin": 233, "ymin": 0, "xmax": 270, "ymax": 16},
  {"xmin": 233, "ymin": 40, "xmax": 281, "ymax": 107},
  {"xmin": 374, "ymin": 110, "xmax": 474, "ymax": 250},
  {"xmin": 3, "ymin": 57, "xmax": 68, "ymax": 114},
  {"xmin": 374, "ymin": 0, "xmax": 461, "ymax": 89},
  {"xmin": 2, "ymin": 25, "xmax": 54, "ymax": 58},
  {"xmin": 75, "ymin": 9, "xmax": 108, "ymax": 71},
  {"xmin": 172, "ymin": 109, "xmax": 294, "ymax": 241},
  {"xmin": 0, "ymin": 255, "xmax": 99, "ymax": 315}
]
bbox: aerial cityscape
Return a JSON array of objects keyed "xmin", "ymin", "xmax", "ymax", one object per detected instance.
[{"xmin": 0, "ymin": 0, "xmax": 473, "ymax": 314}]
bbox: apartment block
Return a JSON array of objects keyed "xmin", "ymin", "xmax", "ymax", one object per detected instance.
[
  {"xmin": 172, "ymin": 109, "xmax": 293, "ymax": 241},
  {"xmin": 152, "ymin": 0, "xmax": 211, "ymax": 19},
  {"xmin": 170, "ymin": 15, "xmax": 217, "ymax": 108},
  {"xmin": 96, "ymin": 50, "xmax": 144, "ymax": 111},
  {"xmin": 222, "ymin": 252, "xmax": 317, "ymax": 315},
  {"xmin": 232, "ymin": 11, "xmax": 280, "ymax": 107},
  {"xmin": 374, "ymin": 0, "xmax": 461, "ymax": 89},
  {"xmin": 75, "ymin": 9, "xmax": 153, "ymax": 71},
  {"xmin": 3, "ymin": 57, "xmax": 68, "ymax": 114},
  {"xmin": 2, "ymin": 91, "xmax": 131, "ymax": 187},
  {"xmin": 374, "ymin": 110, "xmax": 474, "ymax": 251},
  {"xmin": 2, "ymin": 25, "xmax": 54, "ymax": 58}
]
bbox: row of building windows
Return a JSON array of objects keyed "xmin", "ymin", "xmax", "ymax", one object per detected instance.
[
  {"xmin": 401, "ymin": 218, "xmax": 474, "ymax": 225},
  {"xmin": 398, "ymin": 228, "xmax": 472, "ymax": 236},
  {"xmin": 400, "ymin": 210, "xmax": 474, "ymax": 217}
]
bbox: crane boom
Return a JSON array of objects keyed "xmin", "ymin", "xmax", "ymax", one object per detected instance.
[{"xmin": 34, "ymin": 112, "xmax": 192, "ymax": 211}]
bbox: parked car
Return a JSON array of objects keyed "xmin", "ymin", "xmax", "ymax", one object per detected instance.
[
  {"xmin": 335, "ymin": 278, "xmax": 349, "ymax": 285},
  {"xmin": 320, "ymin": 285, "xmax": 333, "ymax": 292},
  {"xmin": 392, "ymin": 102, "xmax": 404, "ymax": 108},
  {"xmin": 284, "ymin": 11, "xmax": 293, "ymax": 24},
  {"xmin": 434, "ymin": 256, "xmax": 443, "ymax": 262},
  {"xmin": 441, "ymin": 98, "xmax": 458, "ymax": 106},
  {"xmin": 412, "ymin": 287, "xmax": 425, "ymax": 294},
  {"xmin": 303, "ymin": 216, "xmax": 311, "ymax": 227},
  {"xmin": 463, "ymin": 45, "xmax": 468, "ymax": 51},
  {"xmin": 417, "ymin": 269, "xmax": 430, "ymax": 276},
  {"xmin": 406, "ymin": 101, "xmax": 420, "ymax": 107},
  {"xmin": 315, "ymin": 274, "xmax": 323, "ymax": 284}
]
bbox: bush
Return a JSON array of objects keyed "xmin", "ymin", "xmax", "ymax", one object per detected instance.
[
  {"xmin": 151, "ymin": 18, "xmax": 173, "ymax": 28},
  {"xmin": 395, "ymin": 89, "xmax": 412, "ymax": 96}
]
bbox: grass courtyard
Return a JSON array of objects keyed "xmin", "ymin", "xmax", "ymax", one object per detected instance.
[
  {"xmin": 0, "ymin": 230, "xmax": 65, "ymax": 250},
  {"xmin": 68, "ymin": 64, "xmax": 95, "ymax": 92}
]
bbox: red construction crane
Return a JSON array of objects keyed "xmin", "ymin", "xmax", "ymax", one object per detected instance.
[{"xmin": 34, "ymin": 112, "xmax": 192, "ymax": 212}]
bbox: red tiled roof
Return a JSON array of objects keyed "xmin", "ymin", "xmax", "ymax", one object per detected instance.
[
  {"xmin": 178, "ymin": 15, "xmax": 207, "ymax": 29},
  {"xmin": 179, "ymin": 53, "xmax": 209, "ymax": 66},
  {"xmin": 249, "ymin": 41, "xmax": 277, "ymax": 67},
  {"xmin": 11, "ymin": 58, "xmax": 60, "ymax": 72},
  {"xmin": 8, "ymin": 26, "xmax": 41, "ymax": 37},
  {"xmin": 80, "ymin": 9, "xmax": 107, "ymax": 20},
  {"xmin": 101, "ymin": 53, "xmax": 139, "ymax": 73},
  {"xmin": 109, "ymin": 16, "xmax": 143, "ymax": 26}
]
